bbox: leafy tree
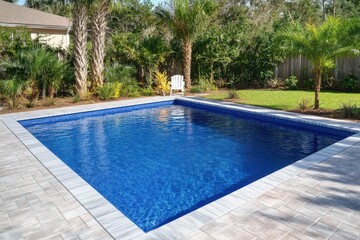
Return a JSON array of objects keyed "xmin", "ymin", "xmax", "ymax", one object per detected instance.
[
  {"xmin": 156, "ymin": 0, "xmax": 218, "ymax": 89},
  {"xmin": 0, "ymin": 27, "xmax": 33, "ymax": 62},
  {"xmin": 278, "ymin": 17, "xmax": 360, "ymax": 109},
  {"xmin": 108, "ymin": 0, "xmax": 155, "ymax": 34},
  {"xmin": 194, "ymin": 26, "xmax": 235, "ymax": 83},
  {"xmin": 284, "ymin": 0, "xmax": 321, "ymax": 23},
  {"xmin": 330, "ymin": 0, "xmax": 360, "ymax": 18},
  {"xmin": 25, "ymin": 0, "xmax": 72, "ymax": 17}
]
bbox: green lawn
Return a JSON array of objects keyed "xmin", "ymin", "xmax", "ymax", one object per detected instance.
[{"xmin": 204, "ymin": 90, "xmax": 360, "ymax": 110}]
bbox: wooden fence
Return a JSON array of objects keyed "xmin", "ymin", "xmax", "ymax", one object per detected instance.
[{"xmin": 275, "ymin": 56, "xmax": 360, "ymax": 85}]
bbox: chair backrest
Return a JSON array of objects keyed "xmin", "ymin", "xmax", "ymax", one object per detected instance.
[{"xmin": 171, "ymin": 75, "xmax": 184, "ymax": 89}]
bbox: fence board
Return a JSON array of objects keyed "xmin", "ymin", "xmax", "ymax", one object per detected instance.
[{"xmin": 275, "ymin": 56, "xmax": 360, "ymax": 82}]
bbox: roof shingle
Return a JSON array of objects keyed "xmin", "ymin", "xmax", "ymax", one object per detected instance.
[{"xmin": 0, "ymin": 0, "xmax": 70, "ymax": 30}]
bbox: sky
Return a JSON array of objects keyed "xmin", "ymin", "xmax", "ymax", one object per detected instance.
[{"xmin": 17, "ymin": 0, "xmax": 163, "ymax": 6}]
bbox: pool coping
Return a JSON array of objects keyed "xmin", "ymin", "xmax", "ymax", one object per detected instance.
[{"xmin": 1, "ymin": 96, "xmax": 360, "ymax": 240}]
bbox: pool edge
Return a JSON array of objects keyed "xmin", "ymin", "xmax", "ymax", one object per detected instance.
[{"xmin": 2, "ymin": 96, "xmax": 360, "ymax": 240}]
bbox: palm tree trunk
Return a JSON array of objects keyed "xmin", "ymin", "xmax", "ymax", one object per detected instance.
[
  {"xmin": 90, "ymin": 0, "xmax": 110, "ymax": 91},
  {"xmin": 182, "ymin": 40, "xmax": 192, "ymax": 89},
  {"xmin": 73, "ymin": 3, "xmax": 88, "ymax": 98},
  {"xmin": 313, "ymin": 67, "xmax": 322, "ymax": 110}
]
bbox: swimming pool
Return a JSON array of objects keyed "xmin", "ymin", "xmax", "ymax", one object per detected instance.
[{"xmin": 20, "ymin": 99, "xmax": 352, "ymax": 232}]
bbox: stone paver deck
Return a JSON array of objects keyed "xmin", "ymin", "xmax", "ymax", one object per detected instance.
[
  {"xmin": 0, "ymin": 97, "xmax": 359, "ymax": 240},
  {"xmin": 0, "ymin": 121, "xmax": 111, "ymax": 239}
]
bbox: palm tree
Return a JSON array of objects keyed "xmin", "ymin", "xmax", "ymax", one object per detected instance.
[
  {"xmin": 278, "ymin": 17, "xmax": 360, "ymax": 109},
  {"xmin": 0, "ymin": 57, "xmax": 28, "ymax": 108},
  {"xmin": 0, "ymin": 46, "xmax": 67, "ymax": 106},
  {"xmin": 89, "ymin": 0, "xmax": 111, "ymax": 90},
  {"xmin": 156, "ymin": 0, "xmax": 218, "ymax": 89},
  {"xmin": 71, "ymin": 0, "xmax": 90, "ymax": 98}
]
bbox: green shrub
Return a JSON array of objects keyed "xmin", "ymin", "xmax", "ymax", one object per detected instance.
[
  {"xmin": 104, "ymin": 63, "xmax": 140, "ymax": 97},
  {"xmin": 141, "ymin": 87, "xmax": 154, "ymax": 96},
  {"xmin": 96, "ymin": 82, "xmax": 121, "ymax": 100},
  {"xmin": 297, "ymin": 98, "xmax": 312, "ymax": 110},
  {"xmin": 105, "ymin": 63, "xmax": 135, "ymax": 83},
  {"xmin": 339, "ymin": 102, "xmax": 359, "ymax": 119},
  {"xmin": 119, "ymin": 76, "xmax": 140, "ymax": 97},
  {"xmin": 226, "ymin": 89, "xmax": 239, "ymax": 99},
  {"xmin": 198, "ymin": 77, "xmax": 217, "ymax": 92},
  {"xmin": 190, "ymin": 86, "xmax": 203, "ymax": 93},
  {"xmin": 341, "ymin": 75, "xmax": 359, "ymax": 92},
  {"xmin": 191, "ymin": 77, "xmax": 217, "ymax": 93},
  {"xmin": 303, "ymin": 78, "xmax": 314, "ymax": 90},
  {"xmin": 123, "ymin": 84, "xmax": 140, "ymax": 97},
  {"xmin": 284, "ymin": 75, "xmax": 298, "ymax": 90}
]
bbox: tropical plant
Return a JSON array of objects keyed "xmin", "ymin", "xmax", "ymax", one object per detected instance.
[
  {"xmin": 339, "ymin": 102, "xmax": 359, "ymax": 118},
  {"xmin": 0, "ymin": 51, "xmax": 29, "ymax": 109},
  {"xmin": 297, "ymin": 98, "xmax": 312, "ymax": 110},
  {"xmin": 156, "ymin": 0, "xmax": 218, "ymax": 89},
  {"xmin": 90, "ymin": 0, "xmax": 111, "ymax": 90},
  {"xmin": 43, "ymin": 97, "xmax": 57, "ymax": 106},
  {"xmin": 154, "ymin": 70, "xmax": 170, "ymax": 96},
  {"xmin": 0, "ymin": 46, "xmax": 67, "ymax": 100},
  {"xmin": 0, "ymin": 78, "xmax": 27, "ymax": 109},
  {"xmin": 96, "ymin": 82, "xmax": 121, "ymax": 100},
  {"xmin": 277, "ymin": 17, "xmax": 360, "ymax": 109},
  {"xmin": 24, "ymin": 46, "xmax": 67, "ymax": 98},
  {"xmin": 71, "ymin": 93, "xmax": 81, "ymax": 103},
  {"xmin": 267, "ymin": 78, "xmax": 284, "ymax": 89},
  {"xmin": 103, "ymin": 62, "xmax": 140, "ymax": 97},
  {"xmin": 110, "ymin": 33, "xmax": 171, "ymax": 86},
  {"xmin": 226, "ymin": 89, "xmax": 239, "ymax": 99},
  {"xmin": 105, "ymin": 63, "xmax": 135, "ymax": 83}
]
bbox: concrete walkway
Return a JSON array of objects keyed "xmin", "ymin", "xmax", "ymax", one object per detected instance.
[{"xmin": 0, "ymin": 97, "xmax": 359, "ymax": 239}]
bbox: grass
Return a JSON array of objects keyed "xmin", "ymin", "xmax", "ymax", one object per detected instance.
[{"xmin": 204, "ymin": 89, "xmax": 360, "ymax": 110}]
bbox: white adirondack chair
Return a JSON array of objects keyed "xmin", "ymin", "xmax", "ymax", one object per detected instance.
[{"xmin": 170, "ymin": 75, "xmax": 184, "ymax": 96}]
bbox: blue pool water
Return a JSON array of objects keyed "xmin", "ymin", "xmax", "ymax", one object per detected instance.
[{"xmin": 20, "ymin": 100, "xmax": 351, "ymax": 232}]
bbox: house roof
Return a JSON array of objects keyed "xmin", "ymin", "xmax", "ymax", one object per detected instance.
[{"xmin": 0, "ymin": 0, "xmax": 71, "ymax": 31}]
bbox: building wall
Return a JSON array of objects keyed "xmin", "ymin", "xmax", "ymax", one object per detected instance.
[{"xmin": 30, "ymin": 28, "xmax": 69, "ymax": 49}]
